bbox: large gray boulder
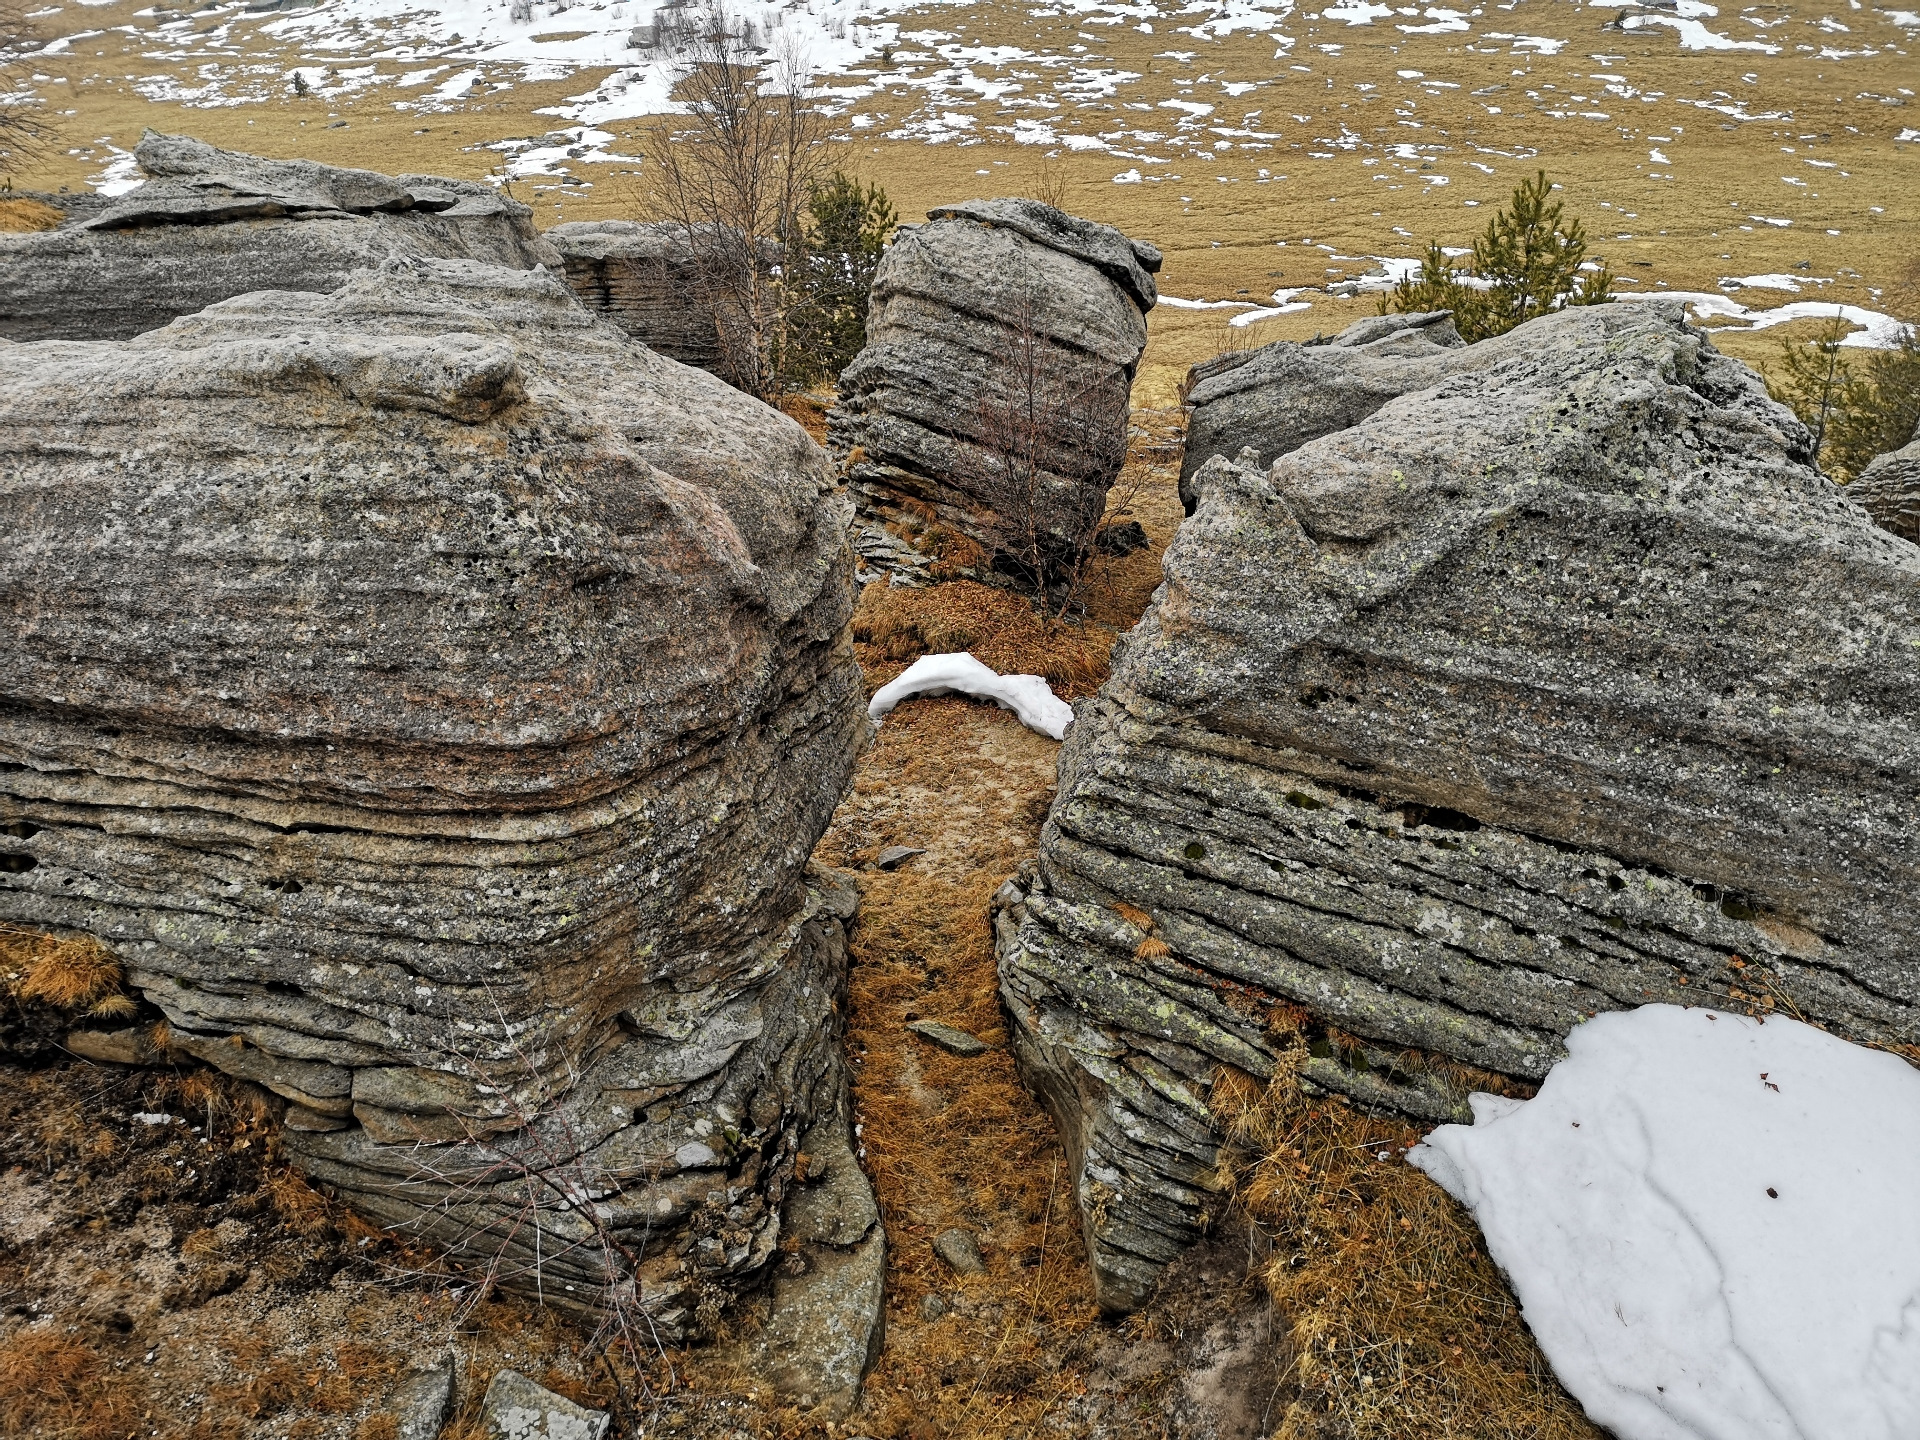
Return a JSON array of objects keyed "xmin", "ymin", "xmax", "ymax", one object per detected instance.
[
  {"xmin": 830, "ymin": 198, "xmax": 1159, "ymax": 586},
  {"xmin": 546, "ymin": 220, "xmax": 732, "ymax": 377},
  {"xmin": 0, "ymin": 256, "xmax": 868, "ymax": 1337},
  {"xmin": 0, "ymin": 132, "xmax": 562, "ymax": 341},
  {"xmin": 1177, "ymin": 308, "xmax": 1464, "ymax": 513},
  {"xmin": 996, "ymin": 301, "xmax": 1920, "ymax": 1311},
  {"xmin": 1849, "ymin": 427, "xmax": 1920, "ymax": 544}
]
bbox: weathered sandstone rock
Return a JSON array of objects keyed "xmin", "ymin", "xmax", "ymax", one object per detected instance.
[
  {"xmin": 830, "ymin": 198, "xmax": 1159, "ymax": 584},
  {"xmin": 0, "ymin": 132, "xmax": 561, "ymax": 342},
  {"xmin": 1849, "ymin": 426, "xmax": 1920, "ymax": 544},
  {"xmin": 997, "ymin": 301, "xmax": 1920, "ymax": 1311},
  {"xmin": 0, "ymin": 256, "xmax": 868, "ymax": 1336},
  {"xmin": 1177, "ymin": 308, "xmax": 1462, "ymax": 513},
  {"xmin": 546, "ymin": 220, "xmax": 731, "ymax": 376}
]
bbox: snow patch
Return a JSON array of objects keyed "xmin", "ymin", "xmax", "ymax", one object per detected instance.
[
  {"xmin": 1410, "ymin": 1005, "xmax": 1920, "ymax": 1440},
  {"xmin": 868, "ymin": 653, "xmax": 1074, "ymax": 740}
]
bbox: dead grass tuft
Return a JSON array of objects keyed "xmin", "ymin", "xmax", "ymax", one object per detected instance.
[
  {"xmin": 264, "ymin": 1168, "xmax": 337, "ymax": 1239},
  {"xmin": 7, "ymin": 930, "xmax": 123, "ymax": 1011},
  {"xmin": 0, "ymin": 1330, "xmax": 142, "ymax": 1440},
  {"xmin": 0, "ymin": 196, "xmax": 61, "ymax": 233},
  {"xmin": 853, "ymin": 580, "xmax": 1116, "ymax": 698},
  {"xmin": 1214, "ymin": 1014, "xmax": 1600, "ymax": 1440}
]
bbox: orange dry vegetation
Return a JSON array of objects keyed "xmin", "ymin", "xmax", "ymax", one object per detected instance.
[
  {"xmin": 1213, "ymin": 1018, "xmax": 1599, "ymax": 1440},
  {"xmin": 2, "ymin": 925, "xmax": 125, "ymax": 1011},
  {"xmin": 813, "ymin": 693, "xmax": 1105, "ymax": 1440},
  {"xmin": 0, "ymin": 1331, "xmax": 143, "ymax": 1440}
]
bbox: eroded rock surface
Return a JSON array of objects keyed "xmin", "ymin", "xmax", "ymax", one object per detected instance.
[
  {"xmin": 0, "ymin": 132, "xmax": 561, "ymax": 341},
  {"xmin": 1850, "ymin": 426, "xmax": 1920, "ymax": 544},
  {"xmin": 547, "ymin": 220, "xmax": 731, "ymax": 376},
  {"xmin": 830, "ymin": 198, "xmax": 1159, "ymax": 585},
  {"xmin": 997, "ymin": 301, "xmax": 1920, "ymax": 1311},
  {"xmin": 0, "ymin": 257, "xmax": 867, "ymax": 1337},
  {"xmin": 1177, "ymin": 308, "xmax": 1462, "ymax": 513}
]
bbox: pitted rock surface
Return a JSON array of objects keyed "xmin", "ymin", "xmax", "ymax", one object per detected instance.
[
  {"xmin": 996, "ymin": 301, "xmax": 1920, "ymax": 1312},
  {"xmin": 830, "ymin": 199, "xmax": 1158, "ymax": 583},
  {"xmin": 0, "ymin": 131, "xmax": 561, "ymax": 342},
  {"xmin": 1177, "ymin": 308, "xmax": 1463, "ymax": 513},
  {"xmin": 0, "ymin": 257, "xmax": 867, "ymax": 1334}
]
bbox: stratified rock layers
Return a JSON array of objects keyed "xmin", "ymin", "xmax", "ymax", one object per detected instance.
[
  {"xmin": 830, "ymin": 199, "xmax": 1160, "ymax": 582},
  {"xmin": 546, "ymin": 220, "xmax": 730, "ymax": 376},
  {"xmin": 1850, "ymin": 428, "xmax": 1920, "ymax": 545},
  {"xmin": 0, "ymin": 257, "xmax": 866, "ymax": 1333},
  {"xmin": 996, "ymin": 301, "xmax": 1920, "ymax": 1311},
  {"xmin": 0, "ymin": 132, "xmax": 561, "ymax": 342}
]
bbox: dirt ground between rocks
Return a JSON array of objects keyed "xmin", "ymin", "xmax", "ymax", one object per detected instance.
[{"xmin": 1, "ymin": 425, "xmax": 1300, "ymax": 1440}]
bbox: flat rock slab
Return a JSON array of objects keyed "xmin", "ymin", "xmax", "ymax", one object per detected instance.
[
  {"xmin": 875, "ymin": 845, "xmax": 925, "ymax": 871},
  {"xmin": 389, "ymin": 1352, "xmax": 456, "ymax": 1440},
  {"xmin": 0, "ymin": 132, "xmax": 562, "ymax": 342},
  {"xmin": 907, "ymin": 1020, "xmax": 991, "ymax": 1057},
  {"xmin": 477, "ymin": 1370, "xmax": 609, "ymax": 1440},
  {"xmin": 734, "ymin": 1112, "xmax": 886, "ymax": 1419},
  {"xmin": 933, "ymin": 1228, "xmax": 987, "ymax": 1276}
]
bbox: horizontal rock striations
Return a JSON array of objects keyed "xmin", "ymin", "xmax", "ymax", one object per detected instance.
[
  {"xmin": 996, "ymin": 301, "xmax": 1920, "ymax": 1311},
  {"xmin": 1849, "ymin": 426, "xmax": 1920, "ymax": 544},
  {"xmin": 546, "ymin": 220, "xmax": 732, "ymax": 376},
  {"xmin": 1177, "ymin": 308, "xmax": 1462, "ymax": 513},
  {"xmin": 0, "ymin": 257, "xmax": 868, "ymax": 1334},
  {"xmin": 0, "ymin": 132, "xmax": 561, "ymax": 342},
  {"xmin": 830, "ymin": 198, "xmax": 1159, "ymax": 586}
]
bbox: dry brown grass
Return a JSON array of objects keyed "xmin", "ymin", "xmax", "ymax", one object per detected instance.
[
  {"xmin": 3, "ymin": 926, "xmax": 124, "ymax": 1012},
  {"xmin": 0, "ymin": 1330, "xmax": 143, "ymax": 1440},
  {"xmin": 0, "ymin": 195, "xmax": 60, "ymax": 232},
  {"xmin": 853, "ymin": 580, "xmax": 1118, "ymax": 699},
  {"xmin": 803, "ymin": 688, "xmax": 1105, "ymax": 1439},
  {"xmin": 1213, "ymin": 1014, "xmax": 1599, "ymax": 1440}
]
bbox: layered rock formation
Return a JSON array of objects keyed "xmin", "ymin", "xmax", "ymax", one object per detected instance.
[
  {"xmin": 547, "ymin": 220, "xmax": 730, "ymax": 376},
  {"xmin": 1177, "ymin": 309, "xmax": 1462, "ymax": 513},
  {"xmin": 997, "ymin": 301, "xmax": 1920, "ymax": 1311},
  {"xmin": 1850, "ymin": 424, "xmax": 1920, "ymax": 544},
  {"xmin": 0, "ymin": 132, "xmax": 560, "ymax": 341},
  {"xmin": 0, "ymin": 257, "xmax": 871, "ymax": 1339},
  {"xmin": 830, "ymin": 199, "xmax": 1160, "ymax": 585}
]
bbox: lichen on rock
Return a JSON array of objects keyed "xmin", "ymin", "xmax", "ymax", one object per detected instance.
[
  {"xmin": 829, "ymin": 198, "xmax": 1160, "ymax": 586},
  {"xmin": 0, "ymin": 255, "xmax": 868, "ymax": 1336},
  {"xmin": 997, "ymin": 300, "xmax": 1920, "ymax": 1312}
]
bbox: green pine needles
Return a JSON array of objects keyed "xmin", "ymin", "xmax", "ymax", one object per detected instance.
[
  {"xmin": 1383, "ymin": 171, "xmax": 1614, "ymax": 342},
  {"xmin": 1766, "ymin": 313, "xmax": 1920, "ymax": 481}
]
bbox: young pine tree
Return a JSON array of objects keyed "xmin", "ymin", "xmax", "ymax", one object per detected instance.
[{"xmin": 1385, "ymin": 171, "xmax": 1613, "ymax": 342}]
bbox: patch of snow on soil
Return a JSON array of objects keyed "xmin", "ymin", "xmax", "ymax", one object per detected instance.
[
  {"xmin": 1616, "ymin": 291, "xmax": 1913, "ymax": 347},
  {"xmin": 1410, "ymin": 1004, "xmax": 1920, "ymax": 1440},
  {"xmin": 869, "ymin": 653, "xmax": 1073, "ymax": 739}
]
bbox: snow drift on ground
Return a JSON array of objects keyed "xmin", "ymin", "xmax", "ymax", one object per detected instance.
[
  {"xmin": 868, "ymin": 653, "xmax": 1074, "ymax": 739},
  {"xmin": 1410, "ymin": 1004, "xmax": 1920, "ymax": 1440}
]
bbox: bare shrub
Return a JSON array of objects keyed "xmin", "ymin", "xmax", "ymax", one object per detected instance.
[
  {"xmin": 645, "ymin": 4, "xmax": 827, "ymax": 399},
  {"xmin": 972, "ymin": 263, "xmax": 1128, "ymax": 611},
  {"xmin": 0, "ymin": 0, "xmax": 51, "ymax": 178}
]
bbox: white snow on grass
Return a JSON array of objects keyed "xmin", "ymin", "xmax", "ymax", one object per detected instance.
[
  {"xmin": 868, "ymin": 653, "xmax": 1073, "ymax": 740},
  {"xmin": 1410, "ymin": 1005, "xmax": 1920, "ymax": 1440},
  {"xmin": 1616, "ymin": 291, "xmax": 1914, "ymax": 348}
]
